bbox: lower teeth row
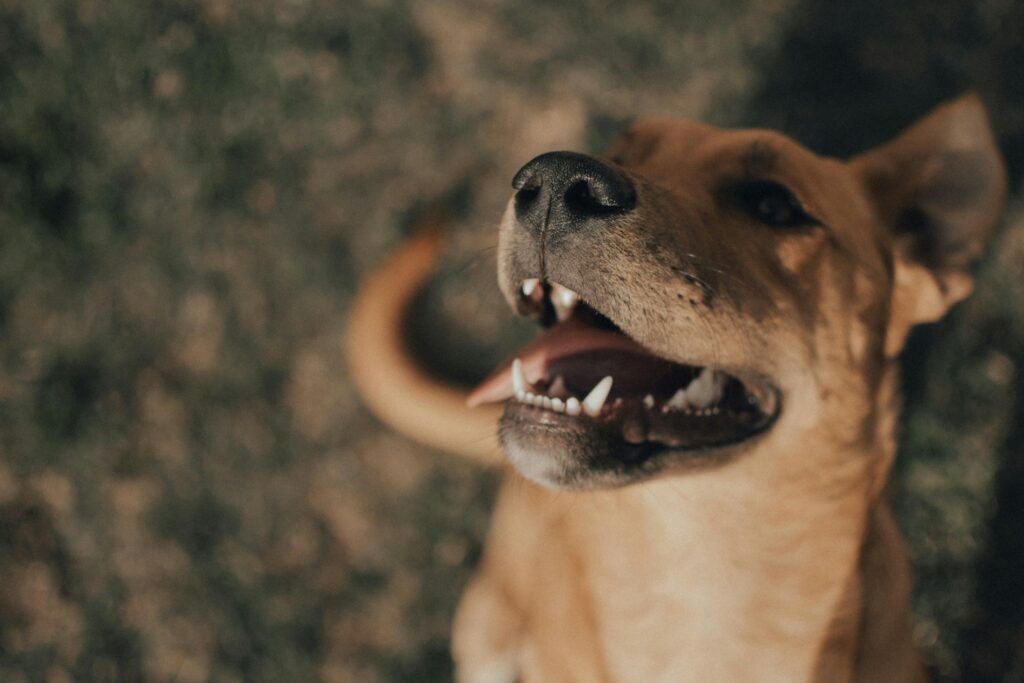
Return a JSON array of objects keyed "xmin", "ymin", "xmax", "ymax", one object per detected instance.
[
  {"xmin": 516, "ymin": 391, "xmax": 581, "ymax": 416},
  {"xmin": 513, "ymin": 361, "xmax": 613, "ymax": 417},
  {"xmin": 513, "ymin": 359, "xmax": 726, "ymax": 418},
  {"xmin": 515, "ymin": 390, "xmax": 722, "ymax": 416}
]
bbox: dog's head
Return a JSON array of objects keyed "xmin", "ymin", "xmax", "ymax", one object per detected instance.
[{"xmin": 468, "ymin": 95, "xmax": 1006, "ymax": 489}]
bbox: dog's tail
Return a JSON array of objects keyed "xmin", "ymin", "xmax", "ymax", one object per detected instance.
[{"xmin": 345, "ymin": 220, "xmax": 503, "ymax": 464}]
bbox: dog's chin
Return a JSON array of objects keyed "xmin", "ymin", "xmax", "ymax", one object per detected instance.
[
  {"xmin": 498, "ymin": 400, "xmax": 777, "ymax": 490},
  {"xmin": 499, "ymin": 405, "xmax": 654, "ymax": 490}
]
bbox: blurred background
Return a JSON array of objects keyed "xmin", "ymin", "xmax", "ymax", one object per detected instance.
[{"xmin": 0, "ymin": 0, "xmax": 1022, "ymax": 681}]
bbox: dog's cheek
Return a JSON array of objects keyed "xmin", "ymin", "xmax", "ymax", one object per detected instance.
[
  {"xmin": 775, "ymin": 231, "xmax": 828, "ymax": 275},
  {"xmin": 847, "ymin": 321, "xmax": 872, "ymax": 367},
  {"xmin": 845, "ymin": 269, "xmax": 889, "ymax": 367}
]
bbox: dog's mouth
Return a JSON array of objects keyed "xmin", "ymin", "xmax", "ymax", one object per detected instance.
[{"xmin": 468, "ymin": 280, "xmax": 780, "ymax": 475}]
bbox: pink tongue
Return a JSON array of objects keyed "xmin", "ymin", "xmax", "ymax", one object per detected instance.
[{"xmin": 466, "ymin": 319, "xmax": 647, "ymax": 407}]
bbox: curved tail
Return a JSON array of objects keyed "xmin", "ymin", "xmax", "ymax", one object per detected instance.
[{"xmin": 345, "ymin": 222, "xmax": 504, "ymax": 464}]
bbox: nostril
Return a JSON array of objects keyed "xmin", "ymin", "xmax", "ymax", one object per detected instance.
[
  {"xmin": 563, "ymin": 174, "xmax": 635, "ymax": 217},
  {"xmin": 513, "ymin": 167, "xmax": 543, "ymax": 217},
  {"xmin": 515, "ymin": 184, "xmax": 541, "ymax": 215},
  {"xmin": 564, "ymin": 180, "xmax": 606, "ymax": 216}
]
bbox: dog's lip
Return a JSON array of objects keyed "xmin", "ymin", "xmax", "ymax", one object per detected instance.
[
  {"xmin": 470, "ymin": 280, "xmax": 780, "ymax": 412},
  {"xmin": 469, "ymin": 279, "xmax": 781, "ymax": 455}
]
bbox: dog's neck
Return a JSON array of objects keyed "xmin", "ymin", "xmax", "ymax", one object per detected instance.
[{"xmin": 528, "ymin": 365, "xmax": 903, "ymax": 681}]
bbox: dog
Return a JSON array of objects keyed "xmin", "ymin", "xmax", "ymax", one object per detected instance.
[{"xmin": 347, "ymin": 94, "xmax": 1006, "ymax": 682}]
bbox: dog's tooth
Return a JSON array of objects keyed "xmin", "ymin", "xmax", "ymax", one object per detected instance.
[
  {"xmin": 666, "ymin": 389, "xmax": 689, "ymax": 410},
  {"xmin": 522, "ymin": 278, "xmax": 540, "ymax": 297},
  {"xmin": 551, "ymin": 398, "xmax": 565, "ymax": 413},
  {"xmin": 553, "ymin": 284, "xmax": 579, "ymax": 309},
  {"xmin": 643, "ymin": 394, "xmax": 655, "ymax": 410},
  {"xmin": 551, "ymin": 284, "xmax": 579, "ymax": 322},
  {"xmin": 532, "ymin": 395, "xmax": 545, "ymax": 407},
  {"xmin": 582, "ymin": 376, "xmax": 613, "ymax": 417},
  {"xmin": 512, "ymin": 359, "xmax": 526, "ymax": 396},
  {"xmin": 516, "ymin": 390, "xmax": 525, "ymax": 402},
  {"xmin": 685, "ymin": 368, "xmax": 725, "ymax": 409},
  {"xmin": 524, "ymin": 392, "xmax": 536, "ymax": 404},
  {"xmin": 541, "ymin": 396, "xmax": 553, "ymax": 409},
  {"xmin": 566, "ymin": 397, "xmax": 582, "ymax": 416}
]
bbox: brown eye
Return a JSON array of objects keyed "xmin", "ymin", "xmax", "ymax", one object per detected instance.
[{"xmin": 732, "ymin": 180, "xmax": 817, "ymax": 228}]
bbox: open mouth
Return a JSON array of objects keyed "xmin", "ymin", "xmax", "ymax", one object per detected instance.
[{"xmin": 468, "ymin": 280, "xmax": 780, "ymax": 458}]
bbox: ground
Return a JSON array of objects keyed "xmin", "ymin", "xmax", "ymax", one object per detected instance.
[{"xmin": 0, "ymin": 0, "xmax": 1022, "ymax": 681}]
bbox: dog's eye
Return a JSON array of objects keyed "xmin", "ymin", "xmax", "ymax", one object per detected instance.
[{"xmin": 733, "ymin": 180, "xmax": 817, "ymax": 228}]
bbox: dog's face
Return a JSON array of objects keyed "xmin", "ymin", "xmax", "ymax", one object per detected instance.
[{"xmin": 469, "ymin": 95, "xmax": 1005, "ymax": 489}]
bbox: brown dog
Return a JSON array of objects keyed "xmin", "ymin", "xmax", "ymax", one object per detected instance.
[{"xmin": 348, "ymin": 94, "xmax": 1006, "ymax": 682}]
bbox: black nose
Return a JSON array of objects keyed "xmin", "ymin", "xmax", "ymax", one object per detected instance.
[{"xmin": 511, "ymin": 151, "xmax": 635, "ymax": 235}]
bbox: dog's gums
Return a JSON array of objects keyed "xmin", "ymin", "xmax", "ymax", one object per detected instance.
[{"xmin": 467, "ymin": 280, "xmax": 779, "ymax": 462}]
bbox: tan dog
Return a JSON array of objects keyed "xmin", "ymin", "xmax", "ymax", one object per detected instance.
[{"xmin": 347, "ymin": 94, "xmax": 1006, "ymax": 682}]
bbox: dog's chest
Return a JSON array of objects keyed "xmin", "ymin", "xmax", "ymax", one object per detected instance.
[
  {"xmin": 586, "ymin": 558, "xmax": 819, "ymax": 682},
  {"xmin": 561, "ymin": 481, "xmax": 860, "ymax": 682}
]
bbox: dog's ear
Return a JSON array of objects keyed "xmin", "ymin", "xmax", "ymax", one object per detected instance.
[{"xmin": 852, "ymin": 93, "xmax": 1007, "ymax": 356}]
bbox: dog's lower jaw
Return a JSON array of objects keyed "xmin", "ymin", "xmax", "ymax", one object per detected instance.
[
  {"xmin": 498, "ymin": 419, "xmax": 657, "ymax": 491},
  {"xmin": 453, "ymin": 411, "xmax": 924, "ymax": 683}
]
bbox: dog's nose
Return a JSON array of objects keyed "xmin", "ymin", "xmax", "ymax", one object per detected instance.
[{"xmin": 511, "ymin": 152, "xmax": 635, "ymax": 234}]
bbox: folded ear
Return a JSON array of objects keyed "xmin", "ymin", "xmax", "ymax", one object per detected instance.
[{"xmin": 852, "ymin": 93, "xmax": 1008, "ymax": 356}]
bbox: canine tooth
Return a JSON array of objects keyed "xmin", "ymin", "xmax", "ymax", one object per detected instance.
[
  {"xmin": 551, "ymin": 398, "xmax": 565, "ymax": 412},
  {"xmin": 522, "ymin": 278, "xmax": 539, "ymax": 297},
  {"xmin": 666, "ymin": 389, "xmax": 689, "ymax": 411},
  {"xmin": 512, "ymin": 359, "xmax": 526, "ymax": 395},
  {"xmin": 516, "ymin": 390, "xmax": 525, "ymax": 402},
  {"xmin": 686, "ymin": 368, "xmax": 725, "ymax": 409},
  {"xmin": 643, "ymin": 394, "xmax": 655, "ymax": 409},
  {"xmin": 553, "ymin": 284, "xmax": 578, "ymax": 308},
  {"xmin": 551, "ymin": 284, "xmax": 579, "ymax": 321},
  {"xmin": 582, "ymin": 376, "xmax": 613, "ymax": 417},
  {"xmin": 566, "ymin": 397, "xmax": 582, "ymax": 416}
]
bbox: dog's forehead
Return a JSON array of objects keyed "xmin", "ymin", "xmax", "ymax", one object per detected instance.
[
  {"xmin": 614, "ymin": 118, "xmax": 823, "ymax": 173},
  {"xmin": 606, "ymin": 117, "xmax": 715, "ymax": 165}
]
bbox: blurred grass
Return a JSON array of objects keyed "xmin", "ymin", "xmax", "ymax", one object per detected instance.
[{"xmin": 0, "ymin": 0, "xmax": 1021, "ymax": 681}]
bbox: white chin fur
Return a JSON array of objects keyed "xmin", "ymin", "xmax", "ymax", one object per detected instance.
[{"xmin": 502, "ymin": 443, "xmax": 575, "ymax": 490}]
